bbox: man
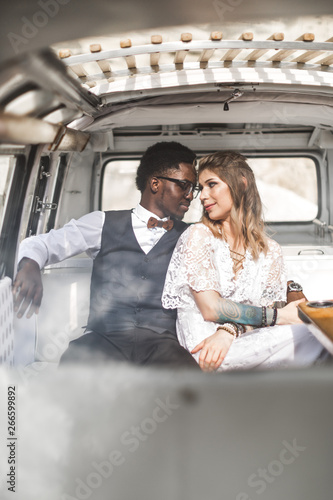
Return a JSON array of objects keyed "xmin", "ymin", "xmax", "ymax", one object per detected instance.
[{"xmin": 13, "ymin": 141, "xmax": 200, "ymax": 367}]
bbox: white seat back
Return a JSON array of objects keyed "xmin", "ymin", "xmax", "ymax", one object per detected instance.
[{"xmin": 0, "ymin": 277, "xmax": 14, "ymax": 367}]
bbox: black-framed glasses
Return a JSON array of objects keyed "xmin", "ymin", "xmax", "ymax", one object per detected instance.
[{"xmin": 156, "ymin": 176, "xmax": 200, "ymax": 197}]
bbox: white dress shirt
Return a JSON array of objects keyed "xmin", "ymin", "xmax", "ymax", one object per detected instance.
[
  {"xmin": 18, "ymin": 204, "xmax": 171, "ymax": 268},
  {"xmin": 131, "ymin": 203, "xmax": 170, "ymax": 254}
]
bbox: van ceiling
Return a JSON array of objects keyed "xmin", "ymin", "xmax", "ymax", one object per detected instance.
[
  {"xmin": 1, "ymin": 8, "xmax": 333, "ymax": 151},
  {"xmin": 1, "ymin": 1, "xmax": 333, "ymax": 63}
]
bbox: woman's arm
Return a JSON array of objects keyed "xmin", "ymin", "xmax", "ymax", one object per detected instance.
[
  {"xmin": 192, "ymin": 289, "xmax": 304, "ymax": 326},
  {"xmin": 191, "ymin": 289, "xmax": 304, "ymax": 371}
]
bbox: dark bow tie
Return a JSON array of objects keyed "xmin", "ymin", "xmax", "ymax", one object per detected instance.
[{"xmin": 147, "ymin": 217, "xmax": 174, "ymax": 231}]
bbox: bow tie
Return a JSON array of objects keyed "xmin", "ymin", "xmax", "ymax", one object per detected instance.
[{"xmin": 147, "ymin": 217, "xmax": 174, "ymax": 231}]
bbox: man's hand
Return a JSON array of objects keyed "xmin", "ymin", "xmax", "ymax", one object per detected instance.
[
  {"xmin": 12, "ymin": 258, "xmax": 43, "ymax": 319},
  {"xmin": 191, "ymin": 329, "xmax": 234, "ymax": 372}
]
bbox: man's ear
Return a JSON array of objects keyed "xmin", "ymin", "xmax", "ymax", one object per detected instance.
[{"xmin": 150, "ymin": 176, "xmax": 160, "ymax": 193}]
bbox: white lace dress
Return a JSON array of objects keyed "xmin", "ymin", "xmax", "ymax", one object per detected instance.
[{"xmin": 162, "ymin": 224, "xmax": 326, "ymax": 371}]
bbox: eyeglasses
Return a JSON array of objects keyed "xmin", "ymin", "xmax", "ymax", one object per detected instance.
[{"xmin": 156, "ymin": 176, "xmax": 200, "ymax": 197}]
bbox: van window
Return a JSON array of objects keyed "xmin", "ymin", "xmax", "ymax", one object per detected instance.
[
  {"xmin": 101, "ymin": 156, "xmax": 318, "ymax": 224},
  {"xmin": 0, "ymin": 156, "xmax": 15, "ymax": 232},
  {"xmin": 102, "ymin": 160, "xmax": 141, "ymax": 211},
  {"xmin": 101, "ymin": 159, "xmax": 201, "ymax": 223},
  {"xmin": 247, "ymin": 157, "xmax": 318, "ymax": 222}
]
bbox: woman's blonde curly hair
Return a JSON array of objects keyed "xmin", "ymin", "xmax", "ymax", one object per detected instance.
[{"xmin": 198, "ymin": 151, "xmax": 269, "ymax": 259}]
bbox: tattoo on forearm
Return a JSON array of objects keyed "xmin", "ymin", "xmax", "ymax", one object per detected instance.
[{"xmin": 215, "ymin": 299, "xmax": 262, "ymax": 326}]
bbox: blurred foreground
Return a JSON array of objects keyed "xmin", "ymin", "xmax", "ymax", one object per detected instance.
[{"xmin": 0, "ymin": 363, "xmax": 332, "ymax": 500}]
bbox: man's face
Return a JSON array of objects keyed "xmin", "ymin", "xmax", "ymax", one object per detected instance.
[{"xmin": 156, "ymin": 162, "xmax": 197, "ymax": 220}]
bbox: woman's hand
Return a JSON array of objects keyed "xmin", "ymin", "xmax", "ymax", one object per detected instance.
[
  {"xmin": 191, "ymin": 329, "xmax": 234, "ymax": 372},
  {"xmin": 276, "ymin": 298, "xmax": 305, "ymax": 325}
]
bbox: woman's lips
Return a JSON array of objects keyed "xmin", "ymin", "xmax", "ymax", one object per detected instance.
[{"xmin": 204, "ymin": 203, "xmax": 215, "ymax": 211}]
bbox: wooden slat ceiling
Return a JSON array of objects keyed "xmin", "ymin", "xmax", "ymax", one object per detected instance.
[{"xmin": 57, "ymin": 32, "xmax": 333, "ymax": 92}]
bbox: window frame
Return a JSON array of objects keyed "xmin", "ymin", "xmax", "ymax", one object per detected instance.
[
  {"xmin": 244, "ymin": 151, "xmax": 321, "ymax": 225},
  {"xmin": 0, "ymin": 155, "xmax": 16, "ymax": 235},
  {"xmin": 99, "ymin": 151, "xmax": 322, "ymax": 226},
  {"xmin": 0, "ymin": 150, "xmax": 34, "ymax": 279}
]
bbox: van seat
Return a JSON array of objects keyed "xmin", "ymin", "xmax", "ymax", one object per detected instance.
[
  {"xmin": 0, "ymin": 277, "xmax": 14, "ymax": 367},
  {"xmin": 34, "ymin": 257, "xmax": 92, "ymax": 365},
  {"xmin": 19, "ymin": 247, "xmax": 333, "ymax": 367},
  {"xmin": 282, "ymin": 246, "xmax": 333, "ymax": 300}
]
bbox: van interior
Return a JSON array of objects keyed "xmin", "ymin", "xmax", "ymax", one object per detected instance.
[{"xmin": 0, "ymin": 2, "xmax": 333, "ymax": 499}]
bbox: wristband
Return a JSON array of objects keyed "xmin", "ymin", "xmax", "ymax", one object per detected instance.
[
  {"xmin": 270, "ymin": 307, "xmax": 278, "ymax": 327},
  {"xmin": 261, "ymin": 306, "xmax": 267, "ymax": 327}
]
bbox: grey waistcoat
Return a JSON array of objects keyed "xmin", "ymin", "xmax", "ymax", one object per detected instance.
[{"xmin": 87, "ymin": 210, "xmax": 187, "ymax": 335}]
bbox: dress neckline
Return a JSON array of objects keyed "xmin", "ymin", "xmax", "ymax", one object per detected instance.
[
  {"xmin": 230, "ymin": 248, "xmax": 246, "ymax": 276},
  {"xmin": 221, "ymin": 239, "xmax": 252, "ymax": 283}
]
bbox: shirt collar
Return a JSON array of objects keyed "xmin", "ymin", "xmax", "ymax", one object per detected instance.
[{"xmin": 133, "ymin": 203, "xmax": 170, "ymax": 223}]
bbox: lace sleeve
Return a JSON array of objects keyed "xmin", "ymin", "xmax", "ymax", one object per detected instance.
[
  {"xmin": 162, "ymin": 224, "xmax": 220, "ymax": 309},
  {"xmin": 260, "ymin": 239, "xmax": 287, "ymax": 306}
]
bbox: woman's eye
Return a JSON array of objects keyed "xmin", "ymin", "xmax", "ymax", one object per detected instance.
[{"xmin": 208, "ymin": 182, "xmax": 217, "ymax": 188}]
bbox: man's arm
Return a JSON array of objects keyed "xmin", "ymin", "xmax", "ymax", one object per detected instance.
[{"xmin": 13, "ymin": 211, "xmax": 104, "ymax": 318}]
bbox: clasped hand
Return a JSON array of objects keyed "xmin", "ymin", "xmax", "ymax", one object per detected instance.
[{"xmin": 191, "ymin": 329, "xmax": 234, "ymax": 372}]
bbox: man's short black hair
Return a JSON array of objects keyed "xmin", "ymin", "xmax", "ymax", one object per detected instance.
[{"xmin": 136, "ymin": 141, "xmax": 196, "ymax": 193}]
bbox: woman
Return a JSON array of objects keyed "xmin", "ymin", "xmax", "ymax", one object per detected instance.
[{"xmin": 162, "ymin": 151, "xmax": 327, "ymax": 371}]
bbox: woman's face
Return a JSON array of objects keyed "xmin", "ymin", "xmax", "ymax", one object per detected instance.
[{"xmin": 199, "ymin": 169, "xmax": 234, "ymax": 221}]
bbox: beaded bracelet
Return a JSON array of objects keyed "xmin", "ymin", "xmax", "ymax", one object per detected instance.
[
  {"xmin": 236, "ymin": 323, "xmax": 246, "ymax": 336},
  {"xmin": 217, "ymin": 322, "xmax": 244, "ymax": 338},
  {"xmin": 270, "ymin": 307, "xmax": 278, "ymax": 327},
  {"xmin": 261, "ymin": 306, "xmax": 267, "ymax": 327},
  {"xmin": 229, "ymin": 322, "xmax": 246, "ymax": 337},
  {"xmin": 217, "ymin": 323, "xmax": 238, "ymax": 337}
]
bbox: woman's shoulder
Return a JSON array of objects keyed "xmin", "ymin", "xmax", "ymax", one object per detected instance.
[
  {"xmin": 179, "ymin": 222, "xmax": 216, "ymax": 247},
  {"xmin": 266, "ymin": 237, "xmax": 283, "ymax": 255},
  {"xmin": 188, "ymin": 222, "xmax": 212, "ymax": 232},
  {"xmin": 184, "ymin": 222, "xmax": 215, "ymax": 238}
]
